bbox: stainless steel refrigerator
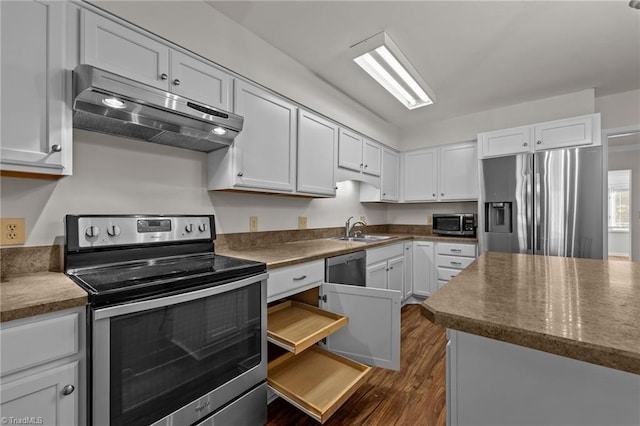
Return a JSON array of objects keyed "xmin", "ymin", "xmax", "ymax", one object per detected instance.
[{"xmin": 481, "ymin": 145, "xmax": 604, "ymax": 259}]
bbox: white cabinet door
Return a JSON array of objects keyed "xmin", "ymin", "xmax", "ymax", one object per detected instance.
[
  {"xmin": 366, "ymin": 261, "xmax": 388, "ymax": 290},
  {"xmin": 1, "ymin": 0, "xmax": 71, "ymax": 176},
  {"xmin": 362, "ymin": 139, "xmax": 381, "ymax": 176},
  {"xmin": 381, "ymin": 148, "xmax": 400, "ymax": 201},
  {"xmin": 479, "ymin": 126, "xmax": 532, "ymax": 159},
  {"xmin": 413, "ymin": 241, "xmax": 436, "ymax": 296},
  {"xmin": 232, "ymin": 80, "xmax": 296, "ymax": 192},
  {"xmin": 81, "ymin": 11, "xmax": 170, "ymax": 90},
  {"xmin": 338, "ymin": 128, "xmax": 363, "ymax": 172},
  {"xmin": 387, "ymin": 256, "xmax": 404, "ymax": 294},
  {"xmin": 439, "ymin": 142, "xmax": 478, "ymax": 200},
  {"xmin": 321, "ymin": 283, "xmax": 401, "ymax": 371},
  {"xmin": 169, "ymin": 51, "xmax": 232, "ymax": 111},
  {"xmin": 403, "ymin": 242, "xmax": 413, "ymax": 300},
  {"xmin": 296, "ymin": 109, "xmax": 337, "ymax": 196},
  {"xmin": 1, "ymin": 362, "xmax": 78, "ymax": 426},
  {"xmin": 403, "ymin": 149, "xmax": 438, "ymax": 201},
  {"xmin": 534, "ymin": 114, "xmax": 597, "ymax": 150}
]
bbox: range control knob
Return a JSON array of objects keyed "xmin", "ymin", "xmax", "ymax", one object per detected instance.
[
  {"xmin": 198, "ymin": 223, "xmax": 207, "ymax": 232},
  {"xmin": 85, "ymin": 226, "xmax": 100, "ymax": 239},
  {"xmin": 106, "ymin": 225, "xmax": 121, "ymax": 237},
  {"xmin": 185, "ymin": 224, "xmax": 194, "ymax": 233}
]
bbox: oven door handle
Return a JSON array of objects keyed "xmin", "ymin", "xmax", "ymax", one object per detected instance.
[{"xmin": 93, "ymin": 272, "xmax": 269, "ymax": 320}]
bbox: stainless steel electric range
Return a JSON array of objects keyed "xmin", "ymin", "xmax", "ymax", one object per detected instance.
[{"xmin": 64, "ymin": 215, "xmax": 268, "ymax": 426}]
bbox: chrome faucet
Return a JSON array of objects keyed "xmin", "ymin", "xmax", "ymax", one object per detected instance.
[{"xmin": 345, "ymin": 216, "xmax": 367, "ymax": 238}]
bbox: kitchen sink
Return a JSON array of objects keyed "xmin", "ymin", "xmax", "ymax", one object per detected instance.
[{"xmin": 333, "ymin": 235, "xmax": 393, "ymax": 243}]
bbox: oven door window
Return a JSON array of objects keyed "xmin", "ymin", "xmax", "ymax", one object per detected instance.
[
  {"xmin": 108, "ymin": 282, "xmax": 262, "ymax": 425},
  {"xmin": 434, "ymin": 216, "xmax": 462, "ymax": 232}
]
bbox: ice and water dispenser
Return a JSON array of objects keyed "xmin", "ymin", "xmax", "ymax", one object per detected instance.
[{"xmin": 485, "ymin": 202, "xmax": 512, "ymax": 233}]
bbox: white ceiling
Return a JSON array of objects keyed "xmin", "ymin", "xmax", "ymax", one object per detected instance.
[{"xmin": 206, "ymin": 1, "xmax": 640, "ymax": 129}]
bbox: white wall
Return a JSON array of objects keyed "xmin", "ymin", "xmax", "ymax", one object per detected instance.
[
  {"xmin": 386, "ymin": 202, "xmax": 477, "ymax": 225},
  {"xmin": 88, "ymin": 0, "xmax": 399, "ymax": 149},
  {"xmin": 0, "ymin": 131, "xmax": 386, "ymax": 246},
  {"xmin": 596, "ymin": 90, "xmax": 640, "ymax": 130},
  {"xmin": 400, "ymin": 89, "xmax": 595, "ymax": 149}
]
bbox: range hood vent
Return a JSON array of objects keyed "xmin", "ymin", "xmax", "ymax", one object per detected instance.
[{"xmin": 72, "ymin": 65, "xmax": 243, "ymax": 152}]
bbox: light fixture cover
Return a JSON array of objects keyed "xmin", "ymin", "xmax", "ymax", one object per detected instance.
[{"xmin": 351, "ymin": 32, "xmax": 435, "ymax": 110}]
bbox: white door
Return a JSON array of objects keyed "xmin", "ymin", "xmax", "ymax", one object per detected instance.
[
  {"xmin": 439, "ymin": 142, "xmax": 478, "ymax": 200},
  {"xmin": 1, "ymin": 362, "xmax": 78, "ymax": 426},
  {"xmin": 296, "ymin": 109, "xmax": 337, "ymax": 196},
  {"xmin": 170, "ymin": 51, "xmax": 232, "ymax": 110},
  {"xmin": 413, "ymin": 241, "xmax": 435, "ymax": 296},
  {"xmin": 1, "ymin": 0, "xmax": 70, "ymax": 174},
  {"xmin": 381, "ymin": 148, "xmax": 400, "ymax": 201},
  {"xmin": 366, "ymin": 261, "xmax": 388, "ymax": 290},
  {"xmin": 81, "ymin": 10, "xmax": 170, "ymax": 90},
  {"xmin": 362, "ymin": 139, "xmax": 381, "ymax": 176},
  {"xmin": 338, "ymin": 128, "xmax": 362, "ymax": 172},
  {"xmin": 387, "ymin": 256, "xmax": 404, "ymax": 294},
  {"xmin": 403, "ymin": 149, "xmax": 438, "ymax": 201},
  {"xmin": 321, "ymin": 283, "xmax": 401, "ymax": 371},
  {"xmin": 232, "ymin": 80, "xmax": 296, "ymax": 192}
]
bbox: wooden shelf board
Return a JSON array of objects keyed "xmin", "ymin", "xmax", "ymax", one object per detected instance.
[
  {"xmin": 268, "ymin": 346, "xmax": 371, "ymax": 424},
  {"xmin": 267, "ymin": 300, "xmax": 348, "ymax": 354}
]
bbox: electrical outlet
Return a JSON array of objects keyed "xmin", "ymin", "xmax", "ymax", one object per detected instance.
[
  {"xmin": 426, "ymin": 215, "xmax": 433, "ymax": 225},
  {"xmin": 249, "ymin": 216, "xmax": 258, "ymax": 232},
  {"xmin": 298, "ymin": 216, "xmax": 307, "ymax": 229},
  {"xmin": 359, "ymin": 216, "xmax": 366, "ymax": 222},
  {"xmin": 1, "ymin": 218, "xmax": 26, "ymax": 245}
]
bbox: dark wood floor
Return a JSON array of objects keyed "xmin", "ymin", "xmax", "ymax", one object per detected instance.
[{"xmin": 267, "ymin": 304, "xmax": 447, "ymax": 425}]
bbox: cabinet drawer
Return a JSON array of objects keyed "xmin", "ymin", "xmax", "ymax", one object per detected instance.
[
  {"xmin": 267, "ymin": 301, "xmax": 347, "ymax": 354},
  {"xmin": 438, "ymin": 267, "xmax": 461, "ymax": 281},
  {"xmin": 267, "ymin": 261, "xmax": 323, "ymax": 302},
  {"xmin": 1, "ymin": 312, "xmax": 78, "ymax": 375},
  {"xmin": 436, "ymin": 254, "xmax": 475, "ymax": 270},
  {"xmin": 437, "ymin": 243, "xmax": 477, "ymax": 257},
  {"xmin": 366, "ymin": 243, "xmax": 403, "ymax": 265},
  {"xmin": 268, "ymin": 345, "xmax": 371, "ymax": 424}
]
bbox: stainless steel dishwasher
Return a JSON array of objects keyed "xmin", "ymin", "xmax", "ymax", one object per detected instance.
[{"xmin": 325, "ymin": 251, "xmax": 366, "ymax": 286}]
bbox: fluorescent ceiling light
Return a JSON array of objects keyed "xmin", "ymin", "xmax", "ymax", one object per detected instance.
[{"xmin": 351, "ymin": 32, "xmax": 435, "ymax": 110}]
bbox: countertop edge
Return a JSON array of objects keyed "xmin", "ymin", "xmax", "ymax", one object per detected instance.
[
  {"xmin": 1, "ymin": 295, "xmax": 88, "ymax": 323},
  {"xmin": 420, "ymin": 301, "xmax": 640, "ymax": 376}
]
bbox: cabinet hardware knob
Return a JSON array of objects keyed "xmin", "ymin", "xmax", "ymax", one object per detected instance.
[
  {"xmin": 432, "ymin": 193, "xmax": 436, "ymax": 197},
  {"xmin": 523, "ymin": 142, "xmax": 528, "ymax": 147},
  {"xmin": 383, "ymin": 193, "xmax": 386, "ymax": 196},
  {"xmin": 385, "ymin": 268, "xmax": 389, "ymax": 271},
  {"xmin": 389, "ymin": 266, "xmax": 393, "ymax": 270},
  {"xmin": 441, "ymin": 193, "xmax": 444, "ymax": 196},
  {"xmin": 450, "ymin": 261, "xmax": 462, "ymax": 266},
  {"xmin": 51, "ymin": 144, "xmax": 62, "ymax": 153},
  {"xmin": 160, "ymin": 73, "xmax": 168, "ymax": 80},
  {"xmin": 62, "ymin": 385, "xmax": 75, "ymax": 396},
  {"xmin": 364, "ymin": 164, "xmax": 368, "ymax": 168},
  {"xmin": 334, "ymin": 186, "xmax": 338, "ymax": 190},
  {"xmin": 237, "ymin": 171, "xmax": 243, "ymax": 177},
  {"xmin": 293, "ymin": 275, "xmax": 307, "ymax": 281},
  {"xmin": 360, "ymin": 163, "xmax": 364, "ymax": 168},
  {"xmin": 173, "ymin": 79, "xmax": 181, "ymax": 86},
  {"xmin": 537, "ymin": 140, "xmax": 542, "ymax": 145}
]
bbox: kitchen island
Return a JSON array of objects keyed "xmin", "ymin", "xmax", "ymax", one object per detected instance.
[{"xmin": 422, "ymin": 252, "xmax": 640, "ymax": 426}]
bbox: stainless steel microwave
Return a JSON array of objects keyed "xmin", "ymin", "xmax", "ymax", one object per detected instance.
[{"xmin": 433, "ymin": 213, "xmax": 477, "ymax": 237}]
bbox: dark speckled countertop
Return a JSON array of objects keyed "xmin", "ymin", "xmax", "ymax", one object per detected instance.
[{"xmin": 422, "ymin": 252, "xmax": 640, "ymax": 375}]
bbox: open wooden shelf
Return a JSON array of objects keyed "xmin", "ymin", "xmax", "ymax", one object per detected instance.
[
  {"xmin": 267, "ymin": 300, "xmax": 348, "ymax": 354},
  {"xmin": 268, "ymin": 345, "xmax": 371, "ymax": 424}
]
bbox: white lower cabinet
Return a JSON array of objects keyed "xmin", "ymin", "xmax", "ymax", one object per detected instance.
[
  {"xmin": 0, "ymin": 307, "xmax": 85, "ymax": 426},
  {"xmin": 412, "ymin": 241, "xmax": 436, "ymax": 296},
  {"xmin": 403, "ymin": 242, "xmax": 413, "ymax": 301},
  {"xmin": 436, "ymin": 242, "xmax": 477, "ymax": 290},
  {"xmin": 267, "ymin": 258, "xmax": 401, "ymax": 423},
  {"xmin": 365, "ymin": 243, "xmax": 405, "ymax": 291}
]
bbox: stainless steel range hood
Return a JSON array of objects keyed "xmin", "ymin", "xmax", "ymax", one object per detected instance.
[{"xmin": 72, "ymin": 65, "xmax": 243, "ymax": 152}]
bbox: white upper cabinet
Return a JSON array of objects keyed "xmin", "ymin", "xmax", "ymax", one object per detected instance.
[
  {"xmin": 362, "ymin": 139, "xmax": 381, "ymax": 176},
  {"xmin": 296, "ymin": 109, "xmax": 337, "ymax": 196},
  {"xmin": 380, "ymin": 148, "xmax": 400, "ymax": 201},
  {"xmin": 81, "ymin": 11, "xmax": 231, "ymax": 111},
  {"xmin": 169, "ymin": 51, "xmax": 232, "ymax": 110},
  {"xmin": 403, "ymin": 148, "xmax": 438, "ymax": 201},
  {"xmin": 208, "ymin": 80, "xmax": 296, "ymax": 193},
  {"xmin": 338, "ymin": 129, "xmax": 381, "ymax": 176},
  {"xmin": 439, "ymin": 142, "xmax": 478, "ymax": 200},
  {"xmin": 338, "ymin": 128, "xmax": 364, "ymax": 172},
  {"xmin": 479, "ymin": 113, "xmax": 601, "ymax": 159},
  {"xmin": 402, "ymin": 141, "xmax": 477, "ymax": 202},
  {"xmin": 1, "ymin": 0, "xmax": 72, "ymax": 178}
]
